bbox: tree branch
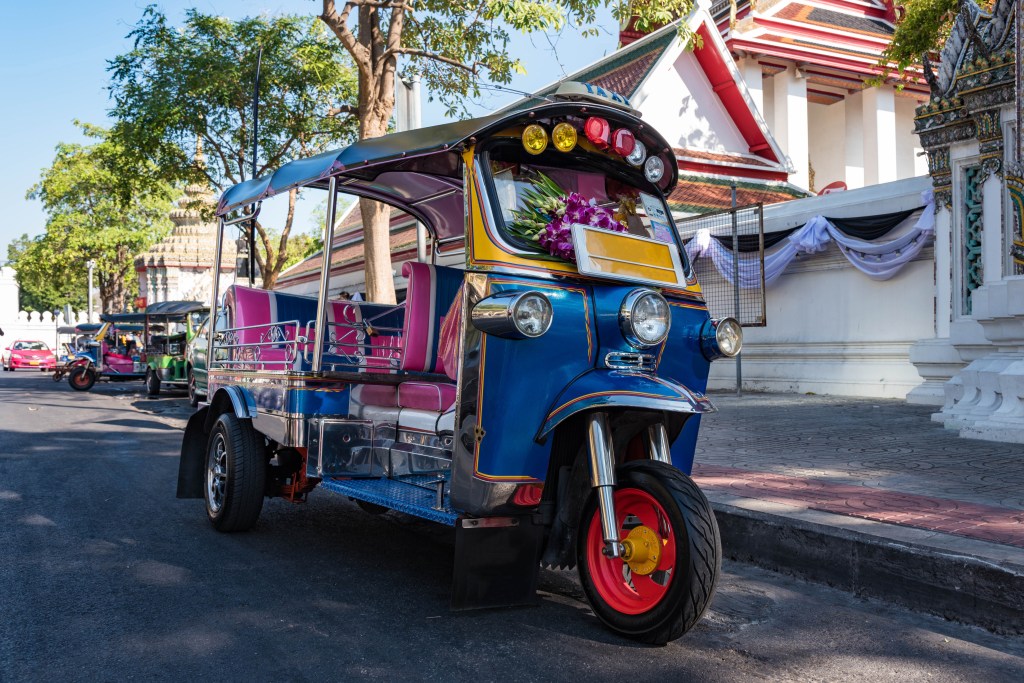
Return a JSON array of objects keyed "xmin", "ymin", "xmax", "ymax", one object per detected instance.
[
  {"xmin": 327, "ymin": 104, "xmax": 360, "ymax": 117},
  {"xmin": 321, "ymin": 1, "xmax": 371, "ymax": 72},
  {"xmin": 384, "ymin": 47, "xmax": 479, "ymax": 74}
]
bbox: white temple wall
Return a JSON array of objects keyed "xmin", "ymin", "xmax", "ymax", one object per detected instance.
[
  {"xmin": 896, "ymin": 97, "xmax": 928, "ymax": 180},
  {"xmin": 807, "ymin": 101, "xmax": 846, "ymax": 191},
  {"xmin": 638, "ymin": 48, "xmax": 748, "ymax": 154},
  {"xmin": 705, "ymin": 176, "xmax": 935, "ymax": 398},
  {"xmin": 0, "ymin": 267, "xmax": 87, "ymax": 351}
]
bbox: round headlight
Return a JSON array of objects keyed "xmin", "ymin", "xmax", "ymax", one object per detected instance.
[
  {"xmin": 522, "ymin": 124, "xmax": 548, "ymax": 155},
  {"xmin": 619, "ymin": 289, "xmax": 670, "ymax": 348},
  {"xmin": 626, "ymin": 139, "xmax": 647, "ymax": 167},
  {"xmin": 512, "ymin": 292, "xmax": 553, "ymax": 338},
  {"xmin": 699, "ymin": 317, "xmax": 743, "ymax": 360},
  {"xmin": 552, "ymin": 122, "xmax": 577, "ymax": 152},
  {"xmin": 644, "ymin": 155, "xmax": 665, "ymax": 183},
  {"xmin": 716, "ymin": 318, "xmax": 742, "ymax": 357}
]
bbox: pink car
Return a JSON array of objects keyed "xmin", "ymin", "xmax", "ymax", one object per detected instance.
[{"xmin": 2, "ymin": 339, "xmax": 57, "ymax": 371}]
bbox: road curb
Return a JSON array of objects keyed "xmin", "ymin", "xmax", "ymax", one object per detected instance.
[{"xmin": 711, "ymin": 502, "xmax": 1024, "ymax": 635}]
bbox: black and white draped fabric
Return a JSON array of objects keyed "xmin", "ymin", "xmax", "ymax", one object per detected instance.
[{"xmin": 684, "ymin": 190, "xmax": 936, "ymax": 288}]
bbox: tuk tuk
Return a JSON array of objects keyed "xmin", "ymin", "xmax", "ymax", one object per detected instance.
[
  {"xmin": 141, "ymin": 300, "xmax": 209, "ymax": 396},
  {"xmin": 176, "ymin": 83, "xmax": 742, "ymax": 644},
  {"xmin": 55, "ymin": 323, "xmax": 103, "ymax": 365},
  {"xmin": 58, "ymin": 315, "xmax": 146, "ymax": 390}
]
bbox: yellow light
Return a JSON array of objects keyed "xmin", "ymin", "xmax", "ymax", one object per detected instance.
[
  {"xmin": 552, "ymin": 122, "xmax": 577, "ymax": 152},
  {"xmin": 522, "ymin": 124, "xmax": 548, "ymax": 155}
]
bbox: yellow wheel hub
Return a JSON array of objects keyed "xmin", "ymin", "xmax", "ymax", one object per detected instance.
[{"xmin": 621, "ymin": 525, "xmax": 661, "ymax": 576}]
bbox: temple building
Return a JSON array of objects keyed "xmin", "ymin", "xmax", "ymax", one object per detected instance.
[
  {"xmin": 701, "ymin": 0, "xmax": 931, "ymax": 192},
  {"xmin": 135, "ymin": 182, "xmax": 236, "ymax": 307},
  {"xmin": 911, "ymin": 0, "xmax": 1023, "ymax": 442}
]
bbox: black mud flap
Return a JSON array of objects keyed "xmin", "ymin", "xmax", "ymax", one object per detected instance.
[
  {"xmin": 451, "ymin": 515, "xmax": 545, "ymax": 611},
  {"xmin": 176, "ymin": 407, "xmax": 210, "ymax": 499}
]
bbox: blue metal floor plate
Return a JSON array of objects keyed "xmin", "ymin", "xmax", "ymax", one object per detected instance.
[{"xmin": 319, "ymin": 474, "xmax": 459, "ymax": 525}]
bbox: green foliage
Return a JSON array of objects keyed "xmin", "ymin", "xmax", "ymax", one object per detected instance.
[
  {"xmin": 108, "ymin": 7, "xmax": 360, "ymax": 287},
  {"xmin": 109, "ymin": 7, "xmax": 358, "ymax": 188},
  {"xmin": 23, "ymin": 124, "xmax": 174, "ymax": 313},
  {"xmin": 5, "ymin": 234, "xmax": 86, "ymax": 313},
  {"xmin": 336, "ymin": 0, "xmax": 695, "ymax": 119},
  {"xmin": 878, "ymin": 0, "xmax": 987, "ymax": 77}
]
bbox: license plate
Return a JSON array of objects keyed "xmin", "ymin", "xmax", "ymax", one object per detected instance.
[
  {"xmin": 133, "ymin": 362, "xmax": 146, "ymax": 373},
  {"xmin": 29, "ymin": 361, "xmax": 39, "ymax": 365}
]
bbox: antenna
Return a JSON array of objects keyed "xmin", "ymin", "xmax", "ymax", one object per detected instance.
[{"xmin": 249, "ymin": 45, "xmax": 263, "ymax": 285}]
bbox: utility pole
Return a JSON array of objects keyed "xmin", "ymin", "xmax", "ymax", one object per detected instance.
[
  {"xmin": 86, "ymin": 260, "xmax": 96, "ymax": 323},
  {"xmin": 396, "ymin": 75, "xmax": 427, "ymax": 262}
]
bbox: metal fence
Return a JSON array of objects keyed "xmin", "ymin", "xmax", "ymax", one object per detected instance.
[{"xmin": 676, "ymin": 204, "xmax": 766, "ymax": 326}]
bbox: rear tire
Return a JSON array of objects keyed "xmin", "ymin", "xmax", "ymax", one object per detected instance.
[
  {"xmin": 146, "ymin": 368, "xmax": 161, "ymax": 396},
  {"xmin": 205, "ymin": 412, "xmax": 265, "ymax": 532},
  {"xmin": 187, "ymin": 367, "xmax": 200, "ymax": 408},
  {"xmin": 68, "ymin": 366, "xmax": 96, "ymax": 391},
  {"xmin": 577, "ymin": 460, "xmax": 720, "ymax": 645}
]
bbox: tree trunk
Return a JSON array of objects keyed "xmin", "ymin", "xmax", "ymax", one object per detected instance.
[{"xmin": 358, "ymin": 114, "xmax": 397, "ymax": 304}]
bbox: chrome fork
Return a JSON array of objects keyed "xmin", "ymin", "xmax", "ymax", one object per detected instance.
[{"xmin": 586, "ymin": 412, "xmax": 622, "ymax": 558}]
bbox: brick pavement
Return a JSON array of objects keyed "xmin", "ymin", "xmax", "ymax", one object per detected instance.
[{"xmin": 692, "ymin": 393, "xmax": 1024, "ymax": 549}]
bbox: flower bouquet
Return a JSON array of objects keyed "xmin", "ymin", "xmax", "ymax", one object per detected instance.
[{"xmin": 505, "ymin": 173, "xmax": 628, "ymax": 262}]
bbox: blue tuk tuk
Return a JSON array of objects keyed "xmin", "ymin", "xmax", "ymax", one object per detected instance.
[{"xmin": 176, "ymin": 83, "xmax": 742, "ymax": 643}]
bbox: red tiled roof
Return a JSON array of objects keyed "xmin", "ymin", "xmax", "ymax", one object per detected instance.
[
  {"xmin": 674, "ymin": 148, "xmax": 778, "ymax": 169},
  {"xmin": 668, "ymin": 174, "xmax": 808, "ymax": 213}
]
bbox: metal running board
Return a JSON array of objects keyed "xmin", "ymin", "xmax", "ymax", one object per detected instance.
[{"xmin": 319, "ymin": 474, "xmax": 459, "ymax": 525}]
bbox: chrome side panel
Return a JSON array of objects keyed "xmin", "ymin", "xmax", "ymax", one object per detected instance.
[
  {"xmin": 307, "ymin": 418, "xmax": 380, "ymax": 478},
  {"xmin": 449, "ymin": 272, "xmax": 518, "ymax": 515},
  {"xmin": 256, "ymin": 412, "xmax": 308, "ymax": 448}
]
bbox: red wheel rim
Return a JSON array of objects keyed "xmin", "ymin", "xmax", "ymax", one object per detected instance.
[
  {"xmin": 585, "ymin": 488, "xmax": 677, "ymax": 615},
  {"xmin": 71, "ymin": 370, "xmax": 89, "ymax": 388}
]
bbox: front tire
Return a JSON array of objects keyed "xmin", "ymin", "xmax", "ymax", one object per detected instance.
[
  {"xmin": 577, "ymin": 460, "xmax": 721, "ymax": 645},
  {"xmin": 68, "ymin": 366, "xmax": 96, "ymax": 391},
  {"xmin": 146, "ymin": 369, "xmax": 161, "ymax": 396},
  {"xmin": 205, "ymin": 412, "xmax": 265, "ymax": 532}
]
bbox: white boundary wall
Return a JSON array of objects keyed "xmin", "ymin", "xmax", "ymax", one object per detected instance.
[
  {"xmin": 706, "ymin": 176, "xmax": 935, "ymax": 398},
  {"xmin": 0, "ymin": 266, "xmax": 88, "ymax": 350}
]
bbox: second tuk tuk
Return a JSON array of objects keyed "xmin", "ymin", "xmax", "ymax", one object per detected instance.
[
  {"xmin": 57, "ymin": 314, "xmax": 146, "ymax": 390},
  {"xmin": 141, "ymin": 300, "xmax": 209, "ymax": 396},
  {"xmin": 176, "ymin": 83, "xmax": 742, "ymax": 644}
]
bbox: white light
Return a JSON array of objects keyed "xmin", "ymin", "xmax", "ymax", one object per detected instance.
[
  {"xmin": 626, "ymin": 139, "xmax": 647, "ymax": 167},
  {"xmin": 644, "ymin": 155, "xmax": 665, "ymax": 183},
  {"xmin": 513, "ymin": 293, "xmax": 553, "ymax": 338},
  {"xmin": 620, "ymin": 289, "xmax": 670, "ymax": 348},
  {"xmin": 716, "ymin": 319, "xmax": 743, "ymax": 357}
]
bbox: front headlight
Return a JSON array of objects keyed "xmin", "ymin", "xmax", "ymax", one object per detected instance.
[
  {"xmin": 619, "ymin": 289, "xmax": 670, "ymax": 348},
  {"xmin": 472, "ymin": 291, "xmax": 553, "ymax": 339},
  {"xmin": 700, "ymin": 317, "xmax": 743, "ymax": 360}
]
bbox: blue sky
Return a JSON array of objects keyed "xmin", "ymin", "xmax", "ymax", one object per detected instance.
[{"xmin": 0, "ymin": 1, "xmax": 619, "ymax": 258}]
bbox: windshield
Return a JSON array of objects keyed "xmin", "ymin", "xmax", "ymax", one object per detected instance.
[
  {"xmin": 14, "ymin": 341, "xmax": 48, "ymax": 351},
  {"xmin": 483, "ymin": 142, "xmax": 686, "ymax": 268}
]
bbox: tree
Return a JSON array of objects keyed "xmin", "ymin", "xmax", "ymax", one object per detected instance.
[
  {"xmin": 880, "ymin": 0, "xmax": 961, "ymax": 78},
  {"xmin": 26, "ymin": 124, "xmax": 174, "ymax": 314},
  {"xmin": 5, "ymin": 234, "xmax": 86, "ymax": 313},
  {"xmin": 108, "ymin": 7, "xmax": 359, "ymax": 289},
  {"xmin": 319, "ymin": 0, "xmax": 693, "ymax": 304}
]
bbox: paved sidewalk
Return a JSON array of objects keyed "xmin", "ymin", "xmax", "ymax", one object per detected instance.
[{"xmin": 691, "ymin": 392, "xmax": 1024, "ymax": 633}]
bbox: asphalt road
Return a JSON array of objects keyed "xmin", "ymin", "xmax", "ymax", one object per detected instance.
[{"xmin": 1, "ymin": 371, "xmax": 1022, "ymax": 682}]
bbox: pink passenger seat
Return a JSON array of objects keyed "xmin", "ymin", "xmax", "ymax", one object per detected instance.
[{"xmin": 396, "ymin": 262, "xmax": 464, "ymax": 414}]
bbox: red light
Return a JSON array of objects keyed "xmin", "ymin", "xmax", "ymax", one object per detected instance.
[
  {"xmin": 584, "ymin": 117, "xmax": 611, "ymax": 149},
  {"xmin": 611, "ymin": 128, "xmax": 636, "ymax": 157}
]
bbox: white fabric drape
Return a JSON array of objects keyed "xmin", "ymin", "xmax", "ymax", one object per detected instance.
[{"xmin": 685, "ymin": 190, "xmax": 935, "ymax": 288}]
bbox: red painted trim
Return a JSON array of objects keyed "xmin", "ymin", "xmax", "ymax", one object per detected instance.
[
  {"xmin": 728, "ymin": 37, "xmax": 924, "ymax": 80},
  {"xmin": 808, "ymin": 0, "xmax": 891, "ymax": 20},
  {"xmin": 753, "ymin": 17, "xmax": 891, "ymax": 47},
  {"xmin": 693, "ymin": 23, "xmax": 781, "ymax": 165}
]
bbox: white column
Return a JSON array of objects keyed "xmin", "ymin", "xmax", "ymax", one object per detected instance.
[
  {"xmin": 934, "ymin": 205, "xmax": 953, "ymax": 338},
  {"xmin": 738, "ymin": 57, "xmax": 764, "ymax": 118},
  {"xmin": 981, "ymin": 172, "xmax": 1005, "ymax": 283},
  {"xmin": 772, "ymin": 66, "xmax": 809, "ymax": 189},
  {"xmin": 862, "ymin": 85, "xmax": 898, "ymax": 185},
  {"xmin": 844, "ymin": 91, "xmax": 865, "ymax": 190}
]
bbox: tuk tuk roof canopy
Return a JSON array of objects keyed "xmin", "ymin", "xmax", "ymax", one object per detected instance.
[
  {"xmin": 58, "ymin": 323, "xmax": 104, "ymax": 335},
  {"xmin": 216, "ymin": 102, "xmax": 678, "ymax": 243},
  {"xmin": 143, "ymin": 300, "xmax": 208, "ymax": 317},
  {"xmin": 100, "ymin": 312, "xmax": 147, "ymax": 324}
]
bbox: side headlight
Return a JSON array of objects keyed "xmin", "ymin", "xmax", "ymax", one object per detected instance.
[
  {"xmin": 700, "ymin": 317, "xmax": 743, "ymax": 360},
  {"xmin": 619, "ymin": 289, "xmax": 670, "ymax": 348},
  {"xmin": 472, "ymin": 291, "xmax": 553, "ymax": 339}
]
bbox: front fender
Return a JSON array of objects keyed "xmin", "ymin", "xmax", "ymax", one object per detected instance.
[{"xmin": 536, "ymin": 370, "xmax": 716, "ymax": 442}]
